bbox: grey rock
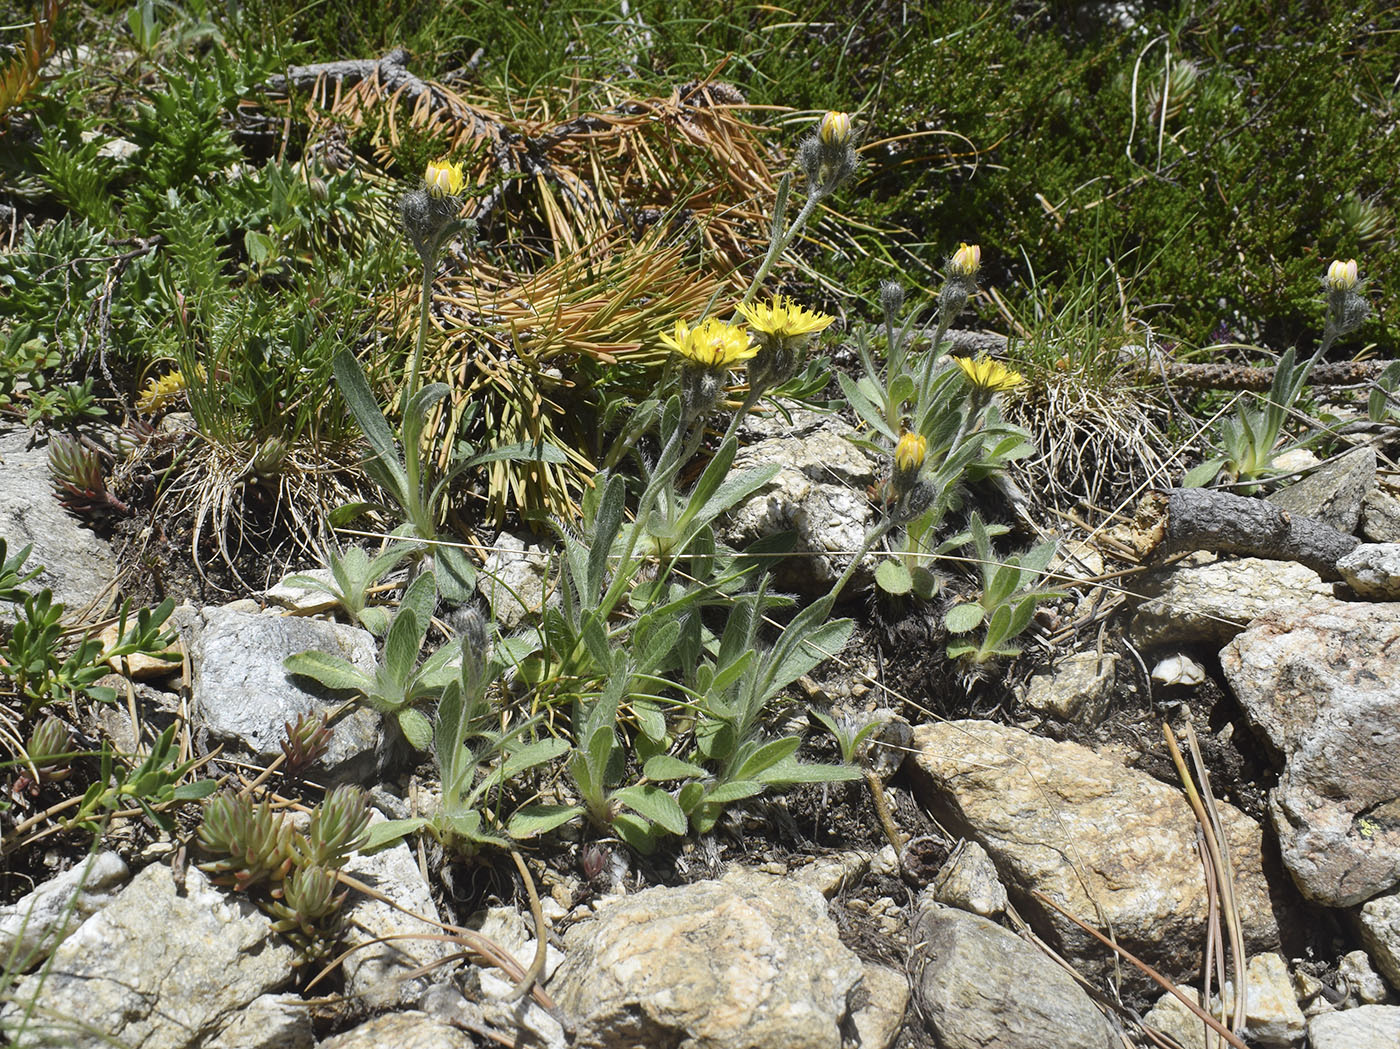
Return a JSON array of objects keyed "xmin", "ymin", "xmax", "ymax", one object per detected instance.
[
  {"xmin": 265, "ymin": 567, "xmax": 337, "ymax": 611},
  {"xmin": 1221, "ymin": 601, "xmax": 1400, "ymax": 905},
  {"xmin": 481, "ymin": 531, "xmax": 550, "ymax": 629},
  {"xmin": 1338, "ymin": 949, "xmax": 1391, "ymax": 1005},
  {"xmin": 929, "ymin": 839, "xmax": 1008, "ymax": 917},
  {"xmin": 467, "ymin": 907, "xmax": 568, "ymax": 1049},
  {"xmin": 1021, "ymin": 650, "xmax": 1117, "ymax": 724},
  {"xmin": 0, "ymin": 429, "xmax": 117, "ymax": 621},
  {"xmin": 721, "ymin": 421, "xmax": 878, "ymax": 594},
  {"xmin": 911, "ymin": 903, "xmax": 1118, "ymax": 1049},
  {"xmin": 851, "ymin": 963, "xmax": 909, "ymax": 1049},
  {"xmin": 1141, "ymin": 986, "xmax": 1209, "ymax": 1049},
  {"xmin": 907, "ymin": 720, "xmax": 1280, "ymax": 985},
  {"xmin": 1217, "ymin": 953, "xmax": 1307, "ymax": 1047},
  {"xmin": 0, "ymin": 852, "xmax": 128, "ymax": 968},
  {"xmin": 192, "ymin": 606, "xmax": 384, "ymax": 783},
  {"xmin": 0, "ymin": 863, "xmax": 295, "ymax": 1049},
  {"xmin": 551, "ymin": 868, "xmax": 863, "ymax": 1049},
  {"xmin": 1266, "ymin": 445, "xmax": 1375, "ymax": 532},
  {"xmin": 206, "ymin": 993, "xmax": 314, "ymax": 1049},
  {"xmin": 1362, "ymin": 482, "xmax": 1400, "ymax": 543},
  {"xmin": 1360, "ymin": 892, "xmax": 1400, "ymax": 990},
  {"xmin": 1307, "ymin": 1005, "xmax": 1400, "ymax": 1049},
  {"xmin": 1131, "ymin": 557, "xmax": 1333, "ymax": 647},
  {"xmin": 316, "ymin": 1011, "xmax": 475, "ymax": 1049},
  {"xmin": 1338, "ymin": 542, "xmax": 1400, "ymax": 599},
  {"xmin": 338, "ymin": 819, "xmax": 455, "ymax": 1009}
]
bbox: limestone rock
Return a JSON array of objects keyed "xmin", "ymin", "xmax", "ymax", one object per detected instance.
[
  {"xmin": 481, "ymin": 531, "xmax": 550, "ymax": 628},
  {"xmin": 1360, "ymin": 892, "xmax": 1400, "ymax": 990},
  {"xmin": 338, "ymin": 820, "xmax": 455, "ymax": 1009},
  {"xmin": 1338, "ymin": 542, "xmax": 1400, "ymax": 599},
  {"xmin": 721, "ymin": 420, "xmax": 877, "ymax": 594},
  {"xmin": 929, "ymin": 839, "xmax": 1008, "ymax": 917},
  {"xmin": 1265, "ymin": 445, "xmax": 1375, "ymax": 532},
  {"xmin": 1021, "ymin": 650, "xmax": 1117, "ymax": 724},
  {"xmin": 316, "ymin": 1011, "xmax": 475, "ymax": 1049},
  {"xmin": 1307, "ymin": 1005, "xmax": 1400, "ymax": 1049},
  {"xmin": 1218, "ymin": 953, "xmax": 1307, "ymax": 1047},
  {"xmin": 206, "ymin": 993, "xmax": 314, "ymax": 1049},
  {"xmin": 192, "ymin": 606, "xmax": 385, "ymax": 783},
  {"xmin": 1221, "ymin": 601, "xmax": 1400, "ymax": 905},
  {"xmin": 265, "ymin": 567, "xmax": 337, "ymax": 612},
  {"xmin": 551, "ymin": 868, "xmax": 863, "ymax": 1049},
  {"xmin": 1338, "ymin": 949, "xmax": 1390, "ymax": 1006},
  {"xmin": 1131, "ymin": 557, "xmax": 1333, "ymax": 647},
  {"xmin": 1141, "ymin": 986, "xmax": 1209, "ymax": 1049},
  {"xmin": 0, "ymin": 852, "xmax": 128, "ymax": 967},
  {"xmin": 907, "ymin": 720, "xmax": 1280, "ymax": 984},
  {"xmin": 851, "ymin": 963, "xmax": 909, "ymax": 1049},
  {"xmin": 1362, "ymin": 482, "xmax": 1400, "ymax": 543},
  {"xmin": 911, "ymin": 903, "xmax": 1118, "ymax": 1049},
  {"xmin": 0, "ymin": 863, "xmax": 295, "ymax": 1049},
  {"xmin": 0, "ymin": 429, "xmax": 117, "ymax": 621}
]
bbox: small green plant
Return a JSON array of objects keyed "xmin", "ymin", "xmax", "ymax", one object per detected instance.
[
  {"xmin": 68, "ymin": 723, "xmax": 216, "ymax": 835},
  {"xmin": 1185, "ymin": 258, "xmax": 1371, "ymax": 489},
  {"xmin": 809, "ymin": 709, "xmax": 887, "ymax": 768},
  {"xmin": 0, "ymin": 591, "xmax": 177, "ymax": 715},
  {"xmin": 47, "ymin": 435, "xmax": 128, "ymax": 520},
  {"xmin": 282, "ymin": 543, "xmax": 416, "ymax": 636},
  {"xmin": 284, "ymin": 570, "xmax": 457, "ymax": 750},
  {"xmin": 197, "ymin": 784, "xmax": 371, "ymax": 960},
  {"xmin": 280, "ymin": 712, "xmax": 334, "ymax": 778},
  {"xmin": 943, "ymin": 514, "xmax": 1063, "ymax": 666}
]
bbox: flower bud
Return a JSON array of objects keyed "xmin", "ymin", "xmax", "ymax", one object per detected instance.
[
  {"xmin": 894, "ymin": 432, "xmax": 927, "ymax": 474},
  {"xmin": 819, "ymin": 111, "xmax": 853, "ymax": 148},
  {"xmin": 424, "ymin": 159, "xmax": 465, "ymax": 200},
  {"xmin": 1325, "ymin": 258, "xmax": 1358, "ymax": 291},
  {"xmin": 949, "ymin": 242, "xmax": 981, "ymax": 279}
]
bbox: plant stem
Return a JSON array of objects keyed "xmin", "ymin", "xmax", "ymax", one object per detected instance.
[
  {"xmin": 738, "ymin": 191, "xmax": 823, "ymax": 309},
  {"xmin": 401, "ymin": 247, "xmax": 437, "ymax": 418}
]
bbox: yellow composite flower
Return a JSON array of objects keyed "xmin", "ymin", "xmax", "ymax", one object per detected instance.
[
  {"xmin": 424, "ymin": 159, "xmax": 465, "ymax": 199},
  {"xmin": 894, "ymin": 432, "xmax": 927, "ymax": 473},
  {"xmin": 660, "ymin": 317, "xmax": 757, "ymax": 370},
  {"xmin": 737, "ymin": 295, "xmax": 836, "ymax": 344},
  {"xmin": 136, "ymin": 367, "xmax": 199, "ymax": 414},
  {"xmin": 955, "ymin": 355, "xmax": 1023, "ymax": 393},
  {"xmin": 819, "ymin": 111, "xmax": 853, "ymax": 147},
  {"xmin": 949, "ymin": 242, "xmax": 981, "ymax": 278},
  {"xmin": 1326, "ymin": 257, "xmax": 1359, "ymax": 291}
]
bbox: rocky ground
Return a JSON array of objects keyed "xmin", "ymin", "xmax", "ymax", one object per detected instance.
[{"xmin": 5, "ymin": 403, "xmax": 1400, "ymax": 1049}]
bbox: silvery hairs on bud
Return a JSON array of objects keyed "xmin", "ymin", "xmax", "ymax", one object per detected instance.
[{"xmin": 400, "ymin": 187, "xmax": 464, "ymax": 262}]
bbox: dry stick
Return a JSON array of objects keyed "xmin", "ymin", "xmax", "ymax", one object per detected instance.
[
  {"xmin": 504, "ymin": 848, "xmax": 550, "ymax": 1003},
  {"xmin": 1139, "ymin": 487, "xmax": 1361, "ymax": 581},
  {"xmin": 1185, "ymin": 721, "xmax": 1249, "ymax": 1037},
  {"xmin": 1030, "ymin": 890, "xmax": 1250, "ymax": 1049},
  {"xmin": 1164, "ymin": 723, "xmax": 1246, "ymax": 1041}
]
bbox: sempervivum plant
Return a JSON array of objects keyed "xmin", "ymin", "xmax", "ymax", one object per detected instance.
[{"xmin": 196, "ymin": 792, "xmax": 297, "ymax": 892}]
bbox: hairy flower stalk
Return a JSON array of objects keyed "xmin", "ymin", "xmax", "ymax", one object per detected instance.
[
  {"xmin": 738, "ymin": 111, "xmax": 858, "ymax": 308},
  {"xmin": 399, "ymin": 159, "xmax": 468, "ymax": 416},
  {"xmin": 919, "ymin": 243, "xmax": 982, "ymax": 403}
]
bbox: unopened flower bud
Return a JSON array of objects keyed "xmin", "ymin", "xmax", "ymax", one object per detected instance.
[
  {"xmin": 424, "ymin": 159, "xmax": 465, "ymax": 200},
  {"xmin": 1326, "ymin": 258, "xmax": 1358, "ymax": 291},
  {"xmin": 949, "ymin": 242, "xmax": 981, "ymax": 279},
  {"xmin": 894, "ymin": 432, "xmax": 927, "ymax": 474},
  {"xmin": 820, "ymin": 111, "xmax": 853, "ymax": 148}
]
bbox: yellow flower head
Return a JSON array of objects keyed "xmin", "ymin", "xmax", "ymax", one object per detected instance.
[
  {"xmin": 819, "ymin": 111, "xmax": 853, "ymax": 148},
  {"xmin": 1326, "ymin": 257, "xmax": 1359, "ymax": 291},
  {"xmin": 737, "ymin": 295, "xmax": 835, "ymax": 344},
  {"xmin": 661, "ymin": 317, "xmax": 757, "ymax": 369},
  {"xmin": 949, "ymin": 242, "xmax": 981, "ymax": 278},
  {"xmin": 955, "ymin": 355, "xmax": 1023, "ymax": 393},
  {"xmin": 894, "ymin": 432, "xmax": 927, "ymax": 474},
  {"xmin": 424, "ymin": 159, "xmax": 465, "ymax": 199}
]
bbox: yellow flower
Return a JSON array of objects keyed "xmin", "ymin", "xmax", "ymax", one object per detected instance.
[
  {"xmin": 955, "ymin": 356, "xmax": 1023, "ymax": 393},
  {"xmin": 424, "ymin": 159, "xmax": 465, "ymax": 199},
  {"xmin": 660, "ymin": 318, "xmax": 756, "ymax": 369},
  {"xmin": 894, "ymin": 432, "xmax": 927, "ymax": 473},
  {"xmin": 949, "ymin": 242, "xmax": 981, "ymax": 278},
  {"xmin": 1326, "ymin": 257, "xmax": 1359, "ymax": 291},
  {"xmin": 819, "ymin": 111, "xmax": 853, "ymax": 147},
  {"xmin": 737, "ymin": 295, "xmax": 835, "ymax": 344}
]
